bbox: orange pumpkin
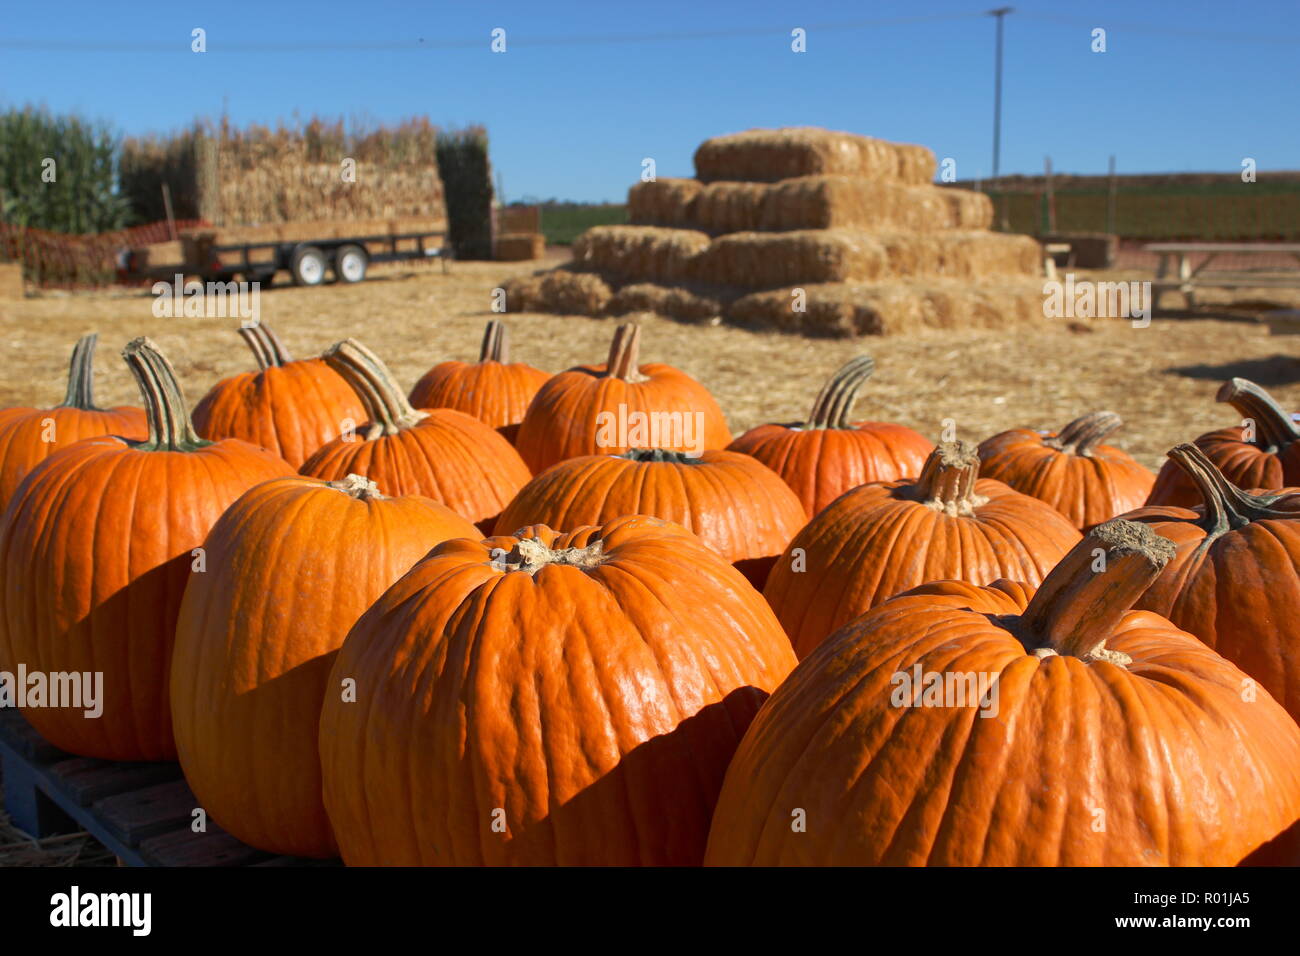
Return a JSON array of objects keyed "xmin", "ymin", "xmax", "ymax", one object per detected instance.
[
  {"xmin": 706, "ymin": 520, "xmax": 1300, "ymax": 866},
  {"xmin": 727, "ymin": 356, "xmax": 933, "ymax": 516},
  {"xmin": 191, "ymin": 323, "xmax": 366, "ymax": 468},
  {"xmin": 1148, "ymin": 378, "xmax": 1300, "ymax": 507},
  {"xmin": 764, "ymin": 441, "xmax": 1081, "ymax": 658},
  {"xmin": 299, "ymin": 339, "xmax": 531, "ymax": 528},
  {"xmin": 318, "ymin": 515, "xmax": 796, "ymax": 865},
  {"xmin": 0, "ymin": 334, "xmax": 146, "ymax": 508},
  {"xmin": 171, "ymin": 473, "xmax": 478, "ymax": 858},
  {"xmin": 977, "ymin": 410, "xmax": 1155, "ymax": 530},
  {"xmin": 408, "ymin": 319, "xmax": 549, "ymax": 444},
  {"xmin": 1124, "ymin": 442, "xmax": 1300, "ymax": 722},
  {"xmin": 0, "ymin": 339, "xmax": 293, "ymax": 760},
  {"xmin": 514, "ymin": 323, "xmax": 731, "ymax": 473},
  {"xmin": 493, "ymin": 448, "xmax": 807, "ymax": 587}
]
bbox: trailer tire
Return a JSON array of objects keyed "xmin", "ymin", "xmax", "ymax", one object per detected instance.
[
  {"xmin": 289, "ymin": 245, "xmax": 328, "ymax": 286},
  {"xmin": 333, "ymin": 244, "xmax": 368, "ymax": 283}
]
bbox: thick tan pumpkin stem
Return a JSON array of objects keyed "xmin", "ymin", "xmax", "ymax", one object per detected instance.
[
  {"xmin": 327, "ymin": 473, "xmax": 386, "ymax": 500},
  {"xmin": 1217, "ymin": 377, "xmax": 1300, "ymax": 450},
  {"xmin": 1166, "ymin": 442, "xmax": 1290, "ymax": 535},
  {"xmin": 480, "ymin": 320, "xmax": 509, "ymax": 363},
  {"xmin": 1048, "ymin": 410, "xmax": 1122, "ymax": 456},
  {"xmin": 908, "ymin": 441, "xmax": 984, "ymax": 516},
  {"xmin": 122, "ymin": 337, "xmax": 210, "ymax": 452},
  {"xmin": 324, "ymin": 338, "xmax": 427, "ymax": 439},
  {"xmin": 1019, "ymin": 519, "xmax": 1174, "ymax": 664},
  {"xmin": 805, "ymin": 356, "xmax": 875, "ymax": 429},
  {"xmin": 238, "ymin": 323, "xmax": 293, "ymax": 371},
  {"xmin": 622, "ymin": 448, "xmax": 697, "ymax": 464},
  {"xmin": 605, "ymin": 323, "xmax": 646, "ymax": 382},
  {"xmin": 59, "ymin": 334, "xmax": 101, "ymax": 410},
  {"xmin": 492, "ymin": 536, "xmax": 605, "ymax": 574}
]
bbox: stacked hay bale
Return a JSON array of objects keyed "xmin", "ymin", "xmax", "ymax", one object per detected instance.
[{"xmin": 505, "ymin": 127, "xmax": 1044, "ymax": 336}]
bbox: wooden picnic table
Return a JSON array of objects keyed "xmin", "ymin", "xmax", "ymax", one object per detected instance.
[{"xmin": 1146, "ymin": 242, "xmax": 1300, "ymax": 309}]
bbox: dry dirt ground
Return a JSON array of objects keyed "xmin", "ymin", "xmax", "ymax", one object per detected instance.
[{"xmin": 1, "ymin": 254, "xmax": 1297, "ymax": 472}]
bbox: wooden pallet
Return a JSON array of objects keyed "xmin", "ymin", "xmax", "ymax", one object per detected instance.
[{"xmin": 0, "ymin": 708, "xmax": 336, "ymax": 866}]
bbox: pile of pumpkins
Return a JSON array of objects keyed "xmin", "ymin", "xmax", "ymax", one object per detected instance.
[{"xmin": 1, "ymin": 318, "xmax": 1299, "ymax": 867}]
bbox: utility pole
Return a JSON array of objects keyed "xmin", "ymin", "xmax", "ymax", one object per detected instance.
[{"xmin": 989, "ymin": 7, "xmax": 1014, "ymax": 182}]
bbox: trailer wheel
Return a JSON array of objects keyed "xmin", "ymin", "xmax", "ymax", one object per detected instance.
[
  {"xmin": 333, "ymin": 244, "xmax": 368, "ymax": 283},
  {"xmin": 289, "ymin": 245, "xmax": 328, "ymax": 286}
]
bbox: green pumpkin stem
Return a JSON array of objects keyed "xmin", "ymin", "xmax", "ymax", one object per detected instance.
[
  {"xmin": 1166, "ymin": 442, "xmax": 1291, "ymax": 535},
  {"xmin": 480, "ymin": 320, "xmax": 509, "ymax": 363},
  {"xmin": 1048, "ymin": 410, "xmax": 1122, "ymax": 456},
  {"xmin": 122, "ymin": 337, "xmax": 211, "ymax": 452},
  {"xmin": 324, "ymin": 338, "xmax": 426, "ymax": 439},
  {"xmin": 805, "ymin": 356, "xmax": 875, "ymax": 429},
  {"xmin": 1019, "ymin": 519, "xmax": 1174, "ymax": 664},
  {"xmin": 908, "ymin": 441, "xmax": 983, "ymax": 515},
  {"xmin": 1217, "ymin": 378, "xmax": 1300, "ymax": 451},
  {"xmin": 238, "ymin": 323, "xmax": 293, "ymax": 371},
  {"xmin": 58, "ymin": 334, "xmax": 102, "ymax": 411},
  {"xmin": 605, "ymin": 323, "xmax": 645, "ymax": 382}
]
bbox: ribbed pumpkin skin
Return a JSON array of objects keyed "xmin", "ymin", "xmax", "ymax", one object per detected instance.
[
  {"xmin": 977, "ymin": 427, "xmax": 1155, "ymax": 530},
  {"xmin": 192, "ymin": 357, "xmax": 365, "ymax": 468},
  {"xmin": 0, "ymin": 437, "xmax": 293, "ymax": 760},
  {"xmin": 319, "ymin": 516, "xmax": 797, "ymax": 866},
  {"xmin": 408, "ymin": 360, "xmax": 548, "ymax": 444},
  {"xmin": 705, "ymin": 577, "xmax": 1300, "ymax": 866},
  {"xmin": 299, "ymin": 408, "xmax": 531, "ymax": 526},
  {"xmin": 764, "ymin": 457, "xmax": 1081, "ymax": 659},
  {"xmin": 0, "ymin": 404, "xmax": 146, "ymax": 508},
  {"xmin": 171, "ymin": 476, "xmax": 478, "ymax": 858},
  {"xmin": 514, "ymin": 365, "xmax": 731, "ymax": 474},
  {"xmin": 1147, "ymin": 424, "xmax": 1300, "ymax": 507},
  {"xmin": 727, "ymin": 422, "xmax": 933, "ymax": 517},
  {"xmin": 492, "ymin": 449, "xmax": 807, "ymax": 587}
]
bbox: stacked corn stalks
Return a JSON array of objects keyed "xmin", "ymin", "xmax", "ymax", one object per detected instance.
[{"xmin": 506, "ymin": 127, "xmax": 1045, "ymax": 337}]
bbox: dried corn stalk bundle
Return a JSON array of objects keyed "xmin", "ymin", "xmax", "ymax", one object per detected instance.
[
  {"xmin": 608, "ymin": 283, "xmax": 727, "ymax": 322},
  {"xmin": 726, "ymin": 278, "xmax": 1046, "ymax": 337},
  {"xmin": 627, "ymin": 179, "xmax": 704, "ymax": 227},
  {"xmin": 694, "ymin": 128, "xmax": 936, "ymax": 185},
  {"xmin": 504, "ymin": 268, "xmax": 613, "ymax": 316},
  {"xmin": 571, "ymin": 225, "xmax": 710, "ymax": 281}
]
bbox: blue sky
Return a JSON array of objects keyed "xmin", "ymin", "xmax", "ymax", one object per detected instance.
[{"xmin": 1, "ymin": 0, "xmax": 1295, "ymax": 202}]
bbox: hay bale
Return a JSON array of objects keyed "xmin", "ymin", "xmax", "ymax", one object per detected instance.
[
  {"xmin": 608, "ymin": 283, "xmax": 726, "ymax": 322},
  {"xmin": 692, "ymin": 230, "xmax": 1040, "ymax": 288},
  {"xmin": 627, "ymin": 178, "xmax": 704, "ymax": 227},
  {"xmin": 692, "ymin": 182, "xmax": 772, "ymax": 234},
  {"xmin": 726, "ymin": 278, "xmax": 1046, "ymax": 337},
  {"xmin": 504, "ymin": 268, "xmax": 612, "ymax": 316},
  {"xmin": 0, "ymin": 262, "xmax": 24, "ymax": 299},
  {"xmin": 571, "ymin": 225, "xmax": 710, "ymax": 281},
  {"xmin": 941, "ymin": 188, "xmax": 994, "ymax": 230},
  {"xmin": 694, "ymin": 128, "xmax": 936, "ymax": 185},
  {"xmin": 495, "ymin": 232, "xmax": 545, "ymax": 261}
]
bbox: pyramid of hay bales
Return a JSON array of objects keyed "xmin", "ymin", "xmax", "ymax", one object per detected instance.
[{"xmin": 504, "ymin": 128, "xmax": 1045, "ymax": 337}]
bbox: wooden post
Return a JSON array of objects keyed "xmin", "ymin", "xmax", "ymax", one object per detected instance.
[
  {"xmin": 1044, "ymin": 156, "xmax": 1056, "ymax": 234},
  {"xmin": 161, "ymin": 183, "xmax": 178, "ymax": 241},
  {"xmin": 1106, "ymin": 155, "xmax": 1118, "ymax": 237}
]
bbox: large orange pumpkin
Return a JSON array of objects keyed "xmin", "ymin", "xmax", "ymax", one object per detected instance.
[
  {"xmin": 299, "ymin": 338, "xmax": 531, "ymax": 528},
  {"xmin": 408, "ymin": 319, "xmax": 549, "ymax": 444},
  {"xmin": 493, "ymin": 448, "xmax": 807, "ymax": 587},
  {"xmin": 0, "ymin": 339, "xmax": 293, "ymax": 760},
  {"xmin": 0, "ymin": 334, "xmax": 146, "ymax": 508},
  {"xmin": 976, "ymin": 410, "xmax": 1155, "ymax": 530},
  {"xmin": 764, "ymin": 441, "xmax": 1081, "ymax": 658},
  {"xmin": 1148, "ymin": 377, "xmax": 1300, "ymax": 507},
  {"xmin": 706, "ymin": 520, "xmax": 1300, "ymax": 866},
  {"xmin": 191, "ymin": 323, "xmax": 365, "ymax": 468},
  {"xmin": 318, "ymin": 515, "xmax": 797, "ymax": 866},
  {"xmin": 171, "ymin": 473, "xmax": 477, "ymax": 858},
  {"xmin": 1123, "ymin": 442, "xmax": 1300, "ymax": 722},
  {"xmin": 514, "ymin": 323, "xmax": 731, "ymax": 473},
  {"xmin": 726, "ymin": 356, "xmax": 933, "ymax": 516}
]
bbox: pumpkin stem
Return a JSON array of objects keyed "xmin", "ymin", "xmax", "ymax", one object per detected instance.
[
  {"xmin": 604, "ymin": 323, "xmax": 645, "ymax": 382},
  {"xmin": 121, "ymin": 337, "xmax": 211, "ymax": 452},
  {"xmin": 327, "ymin": 473, "xmax": 385, "ymax": 500},
  {"xmin": 480, "ymin": 320, "xmax": 509, "ymax": 363},
  {"xmin": 324, "ymin": 338, "xmax": 427, "ymax": 440},
  {"xmin": 805, "ymin": 356, "xmax": 875, "ymax": 429},
  {"xmin": 238, "ymin": 323, "xmax": 293, "ymax": 370},
  {"xmin": 491, "ymin": 537, "xmax": 605, "ymax": 575},
  {"xmin": 1166, "ymin": 442, "xmax": 1290, "ymax": 535},
  {"xmin": 1217, "ymin": 378, "xmax": 1300, "ymax": 451},
  {"xmin": 620, "ymin": 448, "xmax": 700, "ymax": 464},
  {"xmin": 907, "ymin": 441, "xmax": 985, "ymax": 516},
  {"xmin": 58, "ymin": 334, "xmax": 102, "ymax": 411},
  {"xmin": 1047, "ymin": 410, "xmax": 1122, "ymax": 456},
  {"xmin": 1018, "ymin": 519, "xmax": 1174, "ymax": 664}
]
